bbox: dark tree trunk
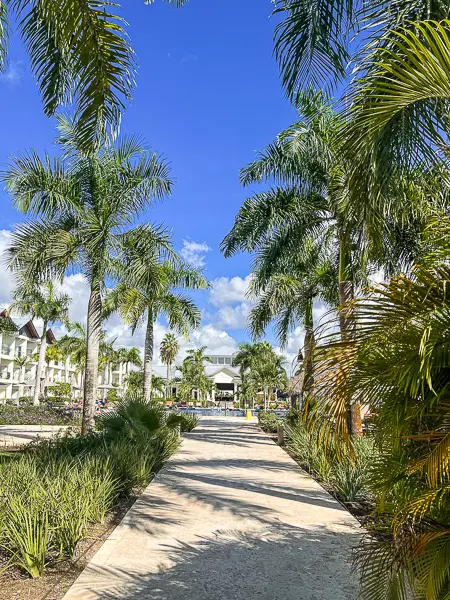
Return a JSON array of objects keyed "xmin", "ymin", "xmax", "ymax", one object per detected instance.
[{"xmin": 339, "ymin": 233, "xmax": 362, "ymax": 436}]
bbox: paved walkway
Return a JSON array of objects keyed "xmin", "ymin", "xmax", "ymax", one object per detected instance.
[
  {"xmin": 0, "ymin": 424, "xmax": 69, "ymax": 447},
  {"xmin": 63, "ymin": 417, "xmax": 361, "ymax": 600}
]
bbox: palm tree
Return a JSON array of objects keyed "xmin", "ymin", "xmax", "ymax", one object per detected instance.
[
  {"xmin": 271, "ymin": 0, "xmax": 450, "ymax": 97},
  {"xmin": 178, "ymin": 346, "xmax": 212, "ymax": 403},
  {"xmin": 151, "ymin": 375, "xmax": 166, "ymax": 398},
  {"xmin": 106, "ymin": 252, "xmax": 207, "ymax": 403},
  {"xmin": 313, "ymin": 260, "xmax": 450, "ymax": 600},
  {"xmin": 5, "ymin": 119, "xmax": 173, "ymax": 433},
  {"xmin": 0, "ymin": 0, "xmax": 191, "ymax": 152},
  {"xmin": 247, "ymin": 346, "xmax": 288, "ymax": 411},
  {"xmin": 116, "ymin": 346, "xmax": 142, "ymax": 391},
  {"xmin": 10, "ymin": 281, "xmax": 70, "ymax": 405},
  {"xmin": 343, "ymin": 21, "xmax": 450, "ymax": 213},
  {"xmin": 221, "ymin": 91, "xmax": 367, "ymax": 433},
  {"xmin": 233, "ymin": 342, "xmax": 270, "ymax": 404},
  {"xmin": 248, "ymin": 238, "xmax": 338, "ymax": 399},
  {"xmin": 13, "ymin": 355, "xmax": 32, "ymax": 399},
  {"xmin": 160, "ymin": 333, "xmax": 180, "ymax": 398}
]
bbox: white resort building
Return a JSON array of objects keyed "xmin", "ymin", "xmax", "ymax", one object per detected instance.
[
  {"xmin": 0, "ymin": 311, "xmax": 125, "ymax": 403},
  {"xmin": 0, "ymin": 310, "xmax": 242, "ymax": 404},
  {"xmin": 156, "ymin": 354, "xmax": 242, "ymax": 405}
]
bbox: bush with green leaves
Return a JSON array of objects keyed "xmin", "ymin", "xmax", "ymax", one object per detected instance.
[
  {"xmin": 0, "ymin": 397, "xmax": 181, "ymax": 578},
  {"xmin": 286, "ymin": 424, "xmax": 375, "ymax": 503},
  {"xmin": 258, "ymin": 411, "xmax": 283, "ymax": 433},
  {"xmin": 177, "ymin": 412, "xmax": 200, "ymax": 432}
]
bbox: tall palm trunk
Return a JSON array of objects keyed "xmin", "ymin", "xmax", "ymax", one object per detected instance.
[
  {"xmin": 301, "ymin": 297, "xmax": 315, "ymax": 411},
  {"xmin": 338, "ymin": 232, "xmax": 362, "ymax": 436},
  {"xmin": 166, "ymin": 362, "xmax": 171, "ymax": 398},
  {"xmin": 118, "ymin": 362, "xmax": 123, "ymax": 390},
  {"xmin": 33, "ymin": 319, "xmax": 48, "ymax": 406},
  {"xmin": 82, "ymin": 288, "xmax": 102, "ymax": 434},
  {"xmin": 143, "ymin": 308, "xmax": 154, "ymax": 402}
]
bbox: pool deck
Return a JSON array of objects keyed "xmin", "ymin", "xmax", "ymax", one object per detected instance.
[{"xmin": 63, "ymin": 416, "xmax": 361, "ymax": 600}]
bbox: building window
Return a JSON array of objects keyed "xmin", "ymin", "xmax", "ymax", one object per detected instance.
[
  {"xmin": 210, "ymin": 357, "xmax": 218, "ymax": 364},
  {"xmin": 218, "ymin": 357, "xmax": 225, "ymax": 365},
  {"xmin": 225, "ymin": 357, "xmax": 231, "ymax": 365}
]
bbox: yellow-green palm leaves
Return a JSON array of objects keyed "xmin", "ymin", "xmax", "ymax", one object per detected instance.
[{"xmin": 313, "ymin": 265, "xmax": 450, "ymax": 599}]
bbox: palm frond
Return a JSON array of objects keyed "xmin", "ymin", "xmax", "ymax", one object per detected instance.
[
  {"xmin": 273, "ymin": 0, "xmax": 354, "ymax": 96},
  {"xmin": 13, "ymin": 0, "xmax": 136, "ymax": 153}
]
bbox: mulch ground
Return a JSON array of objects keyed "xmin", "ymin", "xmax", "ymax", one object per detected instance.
[{"xmin": 0, "ymin": 496, "xmax": 136, "ymax": 600}]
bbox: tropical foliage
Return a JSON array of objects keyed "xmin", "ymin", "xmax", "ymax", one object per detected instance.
[
  {"xmin": 5, "ymin": 119, "xmax": 173, "ymax": 433},
  {"xmin": 11, "ymin": 282, "xmax": 70, "ymax": 405},
  {"xmin": 0, "ymin": 0, "xmax": 190, "ymax": 153},
  {"xmin": 263, "ymin": 5, "xmax": 450, "ymax": 598},
  {"xmin": 0, "ymin": 396, "xmax": 180, "ymax": 578},
  {"xmin": 105, "ymin": 240, "xmax": 207, "ymax": 401},
  {"xmin": 233, "ymin": 342, "xmax": 288, "ymax": 409},
  {"xmin": 177, "ymin": 346, "xmax": 212, "ymax": 403},
  {"xmin": 160, "ymin": 333, "xmax": 180, "ymax": 397}
]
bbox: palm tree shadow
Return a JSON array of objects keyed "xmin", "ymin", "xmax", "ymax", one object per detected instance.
[{"xmin": 78, "ymin": 523, "xmax": 360, "ymax": 599}]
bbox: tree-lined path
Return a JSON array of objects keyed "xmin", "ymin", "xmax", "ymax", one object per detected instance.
[{"xmin": 63, "ymin": 417, "xmax": 360, "ymax": 600}]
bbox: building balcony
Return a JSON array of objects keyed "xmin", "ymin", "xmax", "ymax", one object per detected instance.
[
  {"xmin": 1, "ymin": 346, "xmax": 13, "ymax": 356},
  {"xmin": 0, "ymin": 371, "xmax": 11, "ymax": 380}
]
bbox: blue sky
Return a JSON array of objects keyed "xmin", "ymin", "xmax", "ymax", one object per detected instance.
[{"xmin": 0, "ymin": 0, "xmax": 306, "ymax": 370}]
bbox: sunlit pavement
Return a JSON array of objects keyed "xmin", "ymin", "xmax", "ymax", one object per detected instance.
[{"xmin": 63, "ymin": 416, "xmax": 361, "ymax": 600}]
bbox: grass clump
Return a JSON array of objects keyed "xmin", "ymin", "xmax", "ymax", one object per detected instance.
[
  {"xmin": 177, "ymin": 412, "xmax": 200, "ymax": 432},
  {"xmin": 286, "ymin": 423, "xmax": 375, "ymax": 504},
  {"xmin": 0, "ymin": 396, "xmax": 181, "ymax": 578}
]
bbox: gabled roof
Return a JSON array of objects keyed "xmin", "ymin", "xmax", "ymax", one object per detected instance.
[
  {"xmin": 204, "ymin": 365, "xmax": 241, "ymax": 379},
  {"xmin": 46, "ymin": 329, "xmax": 56, "ymax": 344},
  {"xmin": 18, "ymin": 320, "xmax": 39, "ymax": 340}
]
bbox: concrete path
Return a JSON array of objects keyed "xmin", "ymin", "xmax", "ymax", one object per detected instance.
[
  {"xmin": 0, "ymin": 424, "xmax": 69, "ymax": 447},
  {"xmin": 63, "ymin": 417, "xmax": 361, "ymax": 600}
]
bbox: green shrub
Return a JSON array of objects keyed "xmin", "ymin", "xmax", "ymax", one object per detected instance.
[
  {"xmin": 178, "ymin": 412, "xmax": 200, "ymax": 432},
  {"xmin": 0, "ymin": 397, "xmax": 182, "ymax": 578},
  {"xmin": 97, "ymin": 395, "xmax": 182, "ymax": 439},
  {"xmin": 286, "ymin": 424, "xmax": 376, "ymax": 501},
  {"xmin": 258, "ymin": 411, "xmax": 283, "ymax": 433},
  {"xmin": 107, "ymin": 388, "xmax": 121, "ymax": 403}
]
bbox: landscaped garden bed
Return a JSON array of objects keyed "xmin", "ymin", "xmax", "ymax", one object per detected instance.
[
  {"xmin": 0, "ymin": 404, "xmax": 81, "ymax": 426},
  {"xmin": 258, "ymin": 411, "xmax": 376, "ymax": 524},
  {"xmin": 0, "ymin": 398, "xmax": 196, "ymax": 599}
]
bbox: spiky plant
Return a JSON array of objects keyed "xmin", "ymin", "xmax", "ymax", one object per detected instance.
[{"xmin": 312, "ymin": 261, "xmax": 450, "ymax": 599}]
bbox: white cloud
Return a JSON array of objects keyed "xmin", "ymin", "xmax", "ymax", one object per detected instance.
[
  {"xmin": 0, "ymin": 61, "xmax": 23, "ymax": 85},
  {"xmin": 209, "ymin": 275, "xmax": 253, "ymax": 307},
  {"xmin": 60, "ymin": 273, "xmax": 91, "ymax": 324},
  {"xmin": 180, "ymin": 239, "xmax": 211, "ymax": 268},
  {"xmin": 0, "ymin": 229, "xmax": 240, "ymax": 364},
  {"xmin": 213, "ymin": 302, "xmax": 253, "ymax": 330}
]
